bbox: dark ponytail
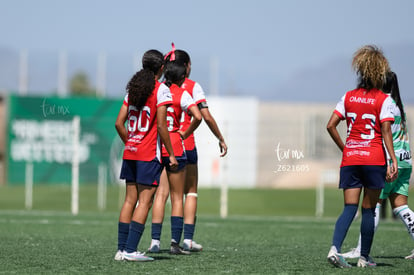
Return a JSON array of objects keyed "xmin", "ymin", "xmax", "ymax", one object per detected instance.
[
  {"xmin": 384, "ymin": 71, "xmax": 406, "ymax": 127},
  {"xmin": 163, "ymin": 61, "xmax": 186, "ymax": 88},
  {"xmin": 126, "ymin": 49, "xmax": 164, "ymax": 109},
  {"xmin": 126, "ymin": 69, "xmax": 155, "ymax": 109}
]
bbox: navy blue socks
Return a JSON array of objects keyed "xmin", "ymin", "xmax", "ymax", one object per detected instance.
[
  {"xmin": 171, "ymin": 216, "xmax": 184, "ymax": 244},
  {"xmin": 125, "ymin": 221, "xmax": 145, "ymax": 253},
  {"xmin": 360, "ymin": 207, "xmax": 376, "ymax": 258},
  {"xmin": 151, "ymin": 222, "xmax": 162, "ymax": 241},
  {"xmin": 117, "ymin": 222, "xmax": 130, "ymax": 251},
  {"xmin": 332, "ymin": 204, "xmax": 358, "ymax": 252},
  {"xmin": 184, "ymin": 223, "xmax": 195, "ymax": 240}
]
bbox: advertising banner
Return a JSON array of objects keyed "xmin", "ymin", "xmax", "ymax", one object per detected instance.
[{"xmin": 7, "ymin": 95, "xmax": 124, "ymax": 185}]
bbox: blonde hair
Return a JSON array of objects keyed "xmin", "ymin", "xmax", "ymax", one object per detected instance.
[{"xmin": 352, "ymin": 45, "xmax": 390, "ymax": 90}]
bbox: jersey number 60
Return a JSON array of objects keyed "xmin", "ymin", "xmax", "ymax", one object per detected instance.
[{"xmin": 128, "ymin": 106, "xmax": 150, "ymax": 133}]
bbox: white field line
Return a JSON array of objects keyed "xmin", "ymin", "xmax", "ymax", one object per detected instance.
[
  {"xmin": 0, "ymin": 218, "xmax": 114, "ymax": 226},
  {"xmin": 0, "ymin": 210, "xmax": 406, "ymax": 232}
]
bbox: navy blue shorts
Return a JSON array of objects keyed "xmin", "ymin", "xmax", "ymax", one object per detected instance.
[
  {"xmin": 120, "ymin": 158, "xmax": 163, "ymax": 186},
  {"xmin": 162, "ymin": 155, "xmax": 187, "ymax": 172},
  {"xmin": 339, "ymin": 165, "xmax": 386, "ymax": 190},
  {"xmin": 185, "ymin": 148, "xmax": 198, "ymax": 165}
]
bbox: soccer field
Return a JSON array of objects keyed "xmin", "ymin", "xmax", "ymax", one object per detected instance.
[{"xmin": 1, "ymin": 186, "xmax": 413, "ymax": 273}]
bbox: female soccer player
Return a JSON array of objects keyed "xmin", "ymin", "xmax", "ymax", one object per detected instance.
[
  {"xmin": 156, "ymin": 59, "xmax": 202, "ymax": 255},
  {"xmin": 341, "ymin": 71, "xmax": 414, "ymax": 260},
  {"xmin": 114, "ymin": 49, "xmax": 178, "ymax": 262},
  {"xmin": 326, "ymin": 45, "xmax": 398, "ymax": 268},
  {"xmin": 149, "ymin": 45, "xmax": 228, "ymax": 252}
]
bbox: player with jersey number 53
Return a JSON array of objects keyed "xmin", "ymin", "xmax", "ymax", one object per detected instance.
[{"xmin": 326, "ymin": 45, "xmax": 398, "ymax": 268}]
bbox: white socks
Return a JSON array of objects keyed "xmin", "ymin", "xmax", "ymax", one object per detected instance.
[
  {"xmin": 374, "ymin": 203, "xmax": 381, "ymax": 230},
  {"xmin": 394, "ymin": 205, "xmax": 414, "ymax": 240}
]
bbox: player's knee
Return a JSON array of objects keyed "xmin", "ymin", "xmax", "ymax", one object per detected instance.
[{"xmin": 186, "ymin": 192, "xmax": 198, "ymax": 198}]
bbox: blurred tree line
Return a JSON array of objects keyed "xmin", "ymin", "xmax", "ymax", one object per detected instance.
[{"xmin": 69, "ymin": 71, "xmax": 96, "ymax": 97}]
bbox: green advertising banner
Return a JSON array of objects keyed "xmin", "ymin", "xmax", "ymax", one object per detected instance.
[{"xmin": 7, "ymin": 95, "xmax": 125, "ymax": 185}]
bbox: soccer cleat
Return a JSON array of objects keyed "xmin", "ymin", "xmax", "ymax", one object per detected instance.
[
  {"xmin": 170, "ymin": 242, "xmax": 191, "ymax": 255},
  {"xmin": 405, "ymin": 249, "xmax": 414, "ymax": 259},
  {"xmin": 114, "ymin": 250, "xmax": 125, "ymax": 261},
  {"xmin": 183, "ymin": 239, "xmax": 203, "ymax": 252},
  {"xmin": 327, "ymin": 245, "xmax": 337, "ymax": 258},
  {"xmin": 123, "ymin": 251, "xmax": 154, "ymax": 262},
  {"xmin": 148, "ymin": 239, "xmax": 160, "ymax": 253},
  {"xmin": 341, "ymin": 247, "xmax": 360, "ymax": 259},
  {"xmin": 190, "ymin": 240, "xmax": 203, "ymax": 251},
  {"xmin": 328, "ymin": 254, "xmax": 352, "ymax": 268},
  {"xmin": 357, "ymin": 255, "xmax": 376, "ymax": 267}
]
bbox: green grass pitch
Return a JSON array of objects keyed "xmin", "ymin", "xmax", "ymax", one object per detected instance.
[{"xmin": 0, "ymin": 185, "xmax": 413, "ymax": 274}]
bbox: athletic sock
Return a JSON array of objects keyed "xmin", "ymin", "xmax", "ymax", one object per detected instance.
[
  {"xmin": 125, "ymin": 221, "xmax": 145, "ymax": 253},
  {"xmin": 184, "ymin": 223, "xmax": 195, "ymax": 240},
  {"xmin": 332, "ymin": 204, "xmax": 358, "ymax": 252},
  {"xmin": 394, "ymin": 205, "xmax": 414, "ymax": 240},
  {"xmin": 151, "ymin": 223, "xmax": 162, "ymax": 241},
  {"xmin": 360, "ymin": 207, "xmax": 375, "ymax": 258},
  {"xmin": 117, "ymin": 222, "xmax": 130, "ymax": 251},
  {"xmin": 171, "ymin": 216, "xmax": 184, "ymax": 244},
  {"xmin": 374, "ymin": 202, "xmax": 381, "ymax": 231},
  {"xmin": 355, "ymin": 203, "xmax": 381, "ymax": 252}
]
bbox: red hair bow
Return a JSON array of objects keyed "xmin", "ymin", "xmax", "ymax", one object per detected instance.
[{"xmin": 165, "ymin": 42, "xmax": 175, "ymax": 61}]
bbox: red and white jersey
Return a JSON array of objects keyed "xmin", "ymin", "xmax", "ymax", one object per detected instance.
[
  {"xmin": 334, "ymin": 88, "xmax": 394, "ymax": 166},
  {"xmin": 122, "ymin": 81, "xmax": 172, "ymax": 161},
  {"xmin": 180, "ymin": 78, "xmax": 207, "ymax": 150},
  {"xmin": 162, "ymin": 83, "xmax": 196, "ymax": 157}
]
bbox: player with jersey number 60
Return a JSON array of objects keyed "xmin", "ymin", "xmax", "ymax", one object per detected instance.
[
  {"xmin": 326, "ymin": 45, "xmax": 398, "ymax": 268},
  {"xmin": 113, "ymin": 49, "xmax": 178, "ymax": 262}
]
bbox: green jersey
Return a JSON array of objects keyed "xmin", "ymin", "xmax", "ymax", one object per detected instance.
[{"xmin": 390, "ymin": 101, "xmax": 412, "ymax": 169}]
